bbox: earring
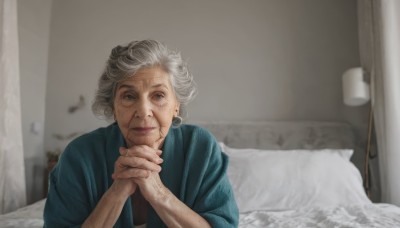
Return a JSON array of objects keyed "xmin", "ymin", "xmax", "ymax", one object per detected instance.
[{"xmin": 172, "ymin": 116, "xmax": 183, "ymax": 128}]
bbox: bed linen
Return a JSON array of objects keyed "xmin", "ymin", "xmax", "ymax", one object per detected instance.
[
  {"xmin": 221, "ymin": 144, "xmax": 371, "ymax": 212},
  {"xmin": 1, "ymin": 199, "xmax": 400, "ymax": 228},
  {"xmin": 239, "ymin": 203, "xmax": 400, "ymax": 228},
  {"xmin": 0, "ymin": 199, "xmax": 45, "ymax": 228}
]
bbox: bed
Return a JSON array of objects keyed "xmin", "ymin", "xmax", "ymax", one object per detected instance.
[
  {"xmin": 1, "ymin": 121, "xmax": 400, "ymax": 227},
  {"xmin": 197, "ymin": 121, "xmax": 400, "ymax": 227}
]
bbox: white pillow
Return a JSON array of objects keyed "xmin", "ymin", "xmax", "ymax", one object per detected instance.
[{"xmin": 220, "ymin": 143, "xmax": 371, "ymax": 212}]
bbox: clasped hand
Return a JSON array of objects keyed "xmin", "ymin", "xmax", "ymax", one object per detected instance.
[{"xmin": 111, "ymin": 143, "xmax": 165, "ymax": 201}]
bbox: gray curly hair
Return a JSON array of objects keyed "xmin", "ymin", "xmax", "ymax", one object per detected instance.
[{"xmin": 92, "ymin": 39, "xmax": 197, "ymax": 120}]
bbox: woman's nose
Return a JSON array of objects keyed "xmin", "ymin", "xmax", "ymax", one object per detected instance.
[{"xmin": 134, "ymin": 99, "xmax": 152, "ymax": 118}]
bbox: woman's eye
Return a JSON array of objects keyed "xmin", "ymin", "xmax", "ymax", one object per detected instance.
[
  {"xmin": 123, "ymin": 94, "xmax": 135, "ymax": 100},
  {"xmin": 119, "ymin": 93, "xmax": 137, "ymax": 106},
  {"xmin": 153, "ymin": 93, "xmax": 165, "ymax": 100}
]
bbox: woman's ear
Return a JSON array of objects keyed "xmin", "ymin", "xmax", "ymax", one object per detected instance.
[{"xmin": 175, "ymin": 103, "xmax": 180, "ymax": 116}]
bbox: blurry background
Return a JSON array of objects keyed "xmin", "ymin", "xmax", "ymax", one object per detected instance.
[{"xmin": 18, "ymin": 0, "xmax": 369, "ymax": 204}]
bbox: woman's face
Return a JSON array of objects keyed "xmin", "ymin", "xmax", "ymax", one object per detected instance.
[{"xmin": 113, "ymin": 66, "xmax": 180, "ymax": 148}]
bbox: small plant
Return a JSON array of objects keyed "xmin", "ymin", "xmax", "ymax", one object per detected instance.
[{"xmin": 46, "ymin": 148, "xmax": 62, "ymax": 162}]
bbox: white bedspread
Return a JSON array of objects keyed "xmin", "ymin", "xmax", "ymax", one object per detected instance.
[
  {"xmin": 1, "ymin": 200, "xmax": 400, "ymax": 228},
  {"xmin": 239, "ymin": 204, "xmax": 400, "ymax": 228},
  {"xmin": 0, "ymin": 199, "xmax": 45, "ymax": 228}
]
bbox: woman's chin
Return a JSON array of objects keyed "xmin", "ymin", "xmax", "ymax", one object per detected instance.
[{"xmin": 127, "ymin": 136, "xmax": 158, "ymax": 148}]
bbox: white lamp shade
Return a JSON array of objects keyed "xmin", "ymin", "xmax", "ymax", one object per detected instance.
[{"xmin": 342, "ymin": 67, "xmax": 370, "ymax": 106}]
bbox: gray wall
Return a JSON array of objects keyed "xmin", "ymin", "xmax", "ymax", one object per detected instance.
[
  {"xmin": 18, "ymin": 0, "xmax": 52, "ymax": 204},
  {"xmin": 19, "ymin": 0, "xmax": 370, "ymax": 202}
]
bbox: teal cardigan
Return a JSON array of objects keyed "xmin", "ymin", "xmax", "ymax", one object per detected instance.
[{"xmin": 44, "ymin": 123, "xmax": 238, "ymax": 227}]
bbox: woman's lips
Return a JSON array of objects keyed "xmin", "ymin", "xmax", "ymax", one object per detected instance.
[{"xmin": 131, "ymin": 127, "xmax": 156, "ymax": 134}]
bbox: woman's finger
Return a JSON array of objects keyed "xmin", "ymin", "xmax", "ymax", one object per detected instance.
[
  {"xmin": 112, "ymin": 168, "xmax": 150, "ymax": 179},
  {"xmin": 119, "ymin": 146, "xmax": 163, "ymax": 164},
  {"xmin": 118, "ymin": 156, "xmax": 162, "ymax": 172}
]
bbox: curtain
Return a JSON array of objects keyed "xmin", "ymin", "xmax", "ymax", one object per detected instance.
[
  {"xmin": 359, "ymin": 0, "xmax": 400, "ymax": 205},
  {"xmin": 0, "ymin": 0, "xmax": 27, "ymax": 214},
  {"xmin": 374, "ymin": 0, "xmax": 400, "ymax": 205}
]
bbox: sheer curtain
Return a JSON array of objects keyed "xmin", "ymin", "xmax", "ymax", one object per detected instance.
[
  {"xmin": 359, "ymin": 0, "xmax": 400, "ymax": 205},
  {"xmin": 374, "ymin": 0, "xmax": 400, "ymax": 205},
  {"xmin": 0, "ymin": 0, "xmax": 27, "ymax": 214}
]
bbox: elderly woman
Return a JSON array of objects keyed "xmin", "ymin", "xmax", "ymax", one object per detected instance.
[{"xmin": 43, "ymin": 40, "xmax": 239, "ymax": 227}]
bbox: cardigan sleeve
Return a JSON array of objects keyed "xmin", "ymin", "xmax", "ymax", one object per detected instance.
[
  {"xmin": 198, "ymin": 152, "xmax": 239, "ymax": 227},
  {"xmin": 43, "ymin": 143, "xmax": 94, "ymax": 227},
  {"xmin": 43, "ymin": 124, "xmax": 133, "ymax": 228},
  {"xmin": 186, "ymin": 127, "xmax": 239, "ymax": 227}
]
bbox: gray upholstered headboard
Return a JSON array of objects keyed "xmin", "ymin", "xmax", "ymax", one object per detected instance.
[
  {"xmin": 189, "ymin": 121, "xmax": 355, "ymax": 150},
  {"xmin": 189, "ymin": 121, "xmax": 371, "ymax": 197}
]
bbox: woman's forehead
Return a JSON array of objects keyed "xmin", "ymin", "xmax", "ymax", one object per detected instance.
[{"xmin": 117, "ymin": 67, "xmax": 172, "ymax": 90}]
